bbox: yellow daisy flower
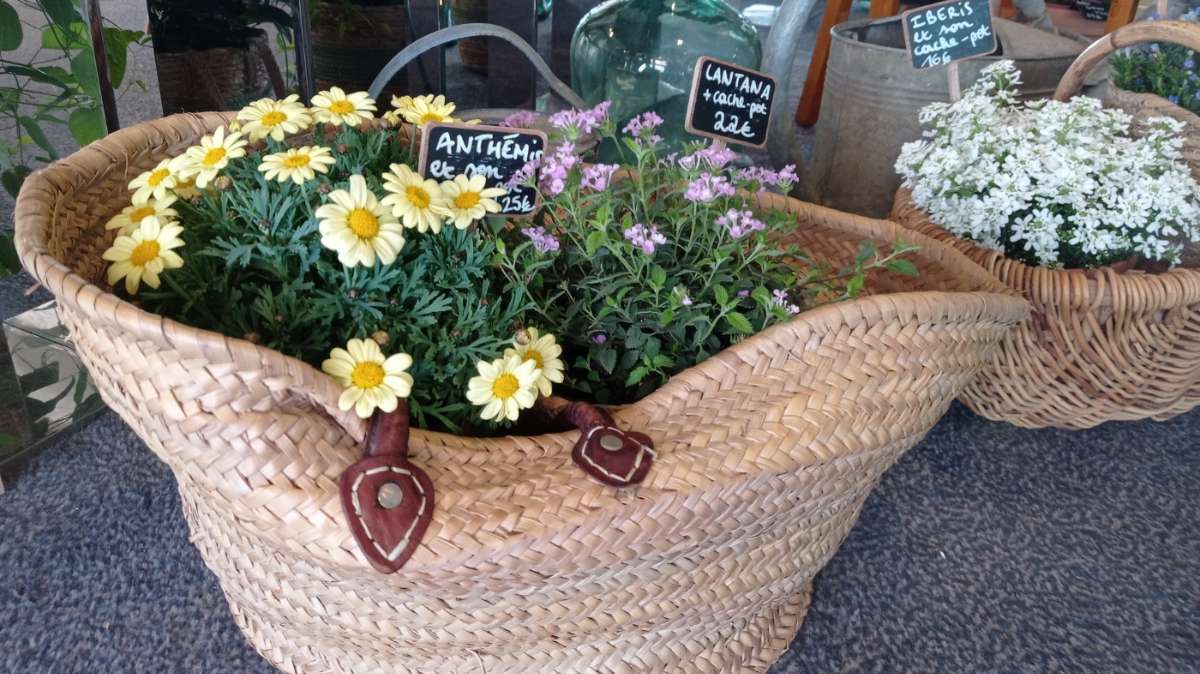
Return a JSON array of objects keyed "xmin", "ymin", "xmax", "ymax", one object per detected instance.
[
  {"xmin": 322, "ymin": 338, "xmax": 413, "ymax": 419},
  {"xmin": 504, "ymin": 328, "xmax": 565, "ymax": 397},
  {"xmin": 102, "ymin": 216, "xmax": 185, "ymax": 295},
  {"xmin": 380, "ymin": 163, "xmax": 447, "ymax": 233},
  {"xmin": 105, "ymin": 195, "xmax": 179, "ymax": 237},
  {"xmin": 311, "ymin": 87, "xmax": 376, "ymax": 127},
  {"xmin": 392, "ymin": 94, "xmax": 458, "ymax": 126},
  {"xmin": 237, "ymin": 94, "xmax": 312, "ymax": 142},
  {"xmin": 433, "ymin": 174, "xmax": 506, "ymax": 229},
  {"xmin": 316, "ymin": 174, "xmax": 405, "ymax": 267},
  {"xmin": 175, "ymin": 126, "xmax": 248, "ymax": 188},
  {"xmin": 128, "ymin": 158, "xmax": 179, "ymax": 203},
  {"xmin": 258, "ymin": 145, "xmax": 336, "ymax": 185},
  {"xmin": 466, "ymin": 354, "xmax": 541, "ymax": 422},
  {"xmin": 171, "ymin": 174, "xmax": 201, "ymax": 200}
]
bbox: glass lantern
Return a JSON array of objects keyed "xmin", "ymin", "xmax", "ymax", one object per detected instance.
[{"xmin": 570, "ymin": 0, "xmax": 762, "ymax": 154}]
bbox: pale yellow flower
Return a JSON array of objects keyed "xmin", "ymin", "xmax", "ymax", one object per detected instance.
[
  {"xmin": 316, "ymin": 174, "xmax": 405, "ymax": 267},
  {"xmin": 322, "ymin": 338, "xmax": 413, "ymax": 419},
  {"xmin": 466, "ymin": 354, "xmax": 541, "ymax": 422},
  {"xmin": 258, "ymin": 145, "xmax": 336, "ymax": 185},
  {"xmin": 105, "ymin": 195, "xmax": 178, "ymax": 237},
  {"xmin": 311, "ymin": 87, "xmax": 376, "ymax": 127},
  {"xmin": 236, "ymin": 94, "xmax": 312, "ymax": 142},
  {"xmin": 128, "ymin": 158, "xmax": 179, "ymax": 202},
  {"xmin": 433, "ymin": 174, "xmax": 506, "ymax": 229},
  {"xmin": 380, "ymin": 163, "xmax": 447, "ymax": 233},
  {"xmin": 102, "ymin": 216, "xmax": 184, "ymax": 295},
  {"xmin": 504, "ymin": 328, "xmax": 564, "ymax": 397},
  {"xmin": 392, "ymin": 94, "xmax": 458, "ymax": 126},
  {"xmin": 174, "ymin": 126, "xmax": 248, "ymax": 188},
  {"xmin": 171, "ymin": 173, "xmax": 201, "ymax": 200}
]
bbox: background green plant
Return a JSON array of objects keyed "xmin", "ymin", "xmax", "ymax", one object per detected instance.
[
  {"xmin": 0, "ymin": 0, "xmax": 147, "ymax": 275},
  {"xmin": 137, "ymin": 124, "xmax": 533, "ymax": 435},
  {"xmin": 1111, "ymin": 10, "xmax": 1200, "ymax": 116}
]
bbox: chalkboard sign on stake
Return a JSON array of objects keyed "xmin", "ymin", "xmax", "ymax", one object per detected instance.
[
  {"xmin": 417, "ymin": 122, "xmax": 547, "ymax": 218},
  {"xmin": 901, "ymin": 0, "xmax": 996, "ymax": 70},
  {"xmin": 685, "ymin": 56, "xmax": 777, "ymax": 148}
]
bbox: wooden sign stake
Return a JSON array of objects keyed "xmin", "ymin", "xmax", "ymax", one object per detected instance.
[{"xmin": 948, "ymin": 61, "xmax": 962, "ymax": 102}]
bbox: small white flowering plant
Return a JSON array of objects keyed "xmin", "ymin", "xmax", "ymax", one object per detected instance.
[
  {"xmin": 495, "ymin": 103, "xmax": 917, "ymax": 403},
  {"xmin": 897, "ymin": 60, "xmax": 1200, "ymax": 269}
]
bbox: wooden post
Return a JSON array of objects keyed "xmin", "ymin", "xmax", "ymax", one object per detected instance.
[
  {"xmin": 947, "ymin": 61, "xmax": 961, "ymax": 101},
  {"xmin": 794, "ymin": 0, "xmax": 855, "ymax": 127},
  {"xmin": 1105, "ymin": 0, "xmax": 1140, "ymax": 33}
]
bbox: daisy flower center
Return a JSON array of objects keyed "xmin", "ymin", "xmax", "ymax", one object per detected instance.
[
  {"xmin": 130, "ymin": 206, "xmax": 157, "ymax": 222},
  {"xmin": 261, "ymin": 111, "xmax": 287, "ymax": 127},
  {"xmin": 130, "ymin": 240, "xmax": 161, "ymax": 266},
  {"xmin": 454, "ymin": 191, "xmax": 481, "ymax": 210},
  {"xmin": 202, "ymin": 147, "xmax": 227, "ymax": 167},
  {"xmin": 418, "ymin": 112, "xmax": 444, "ymax": 125},
  {"xmin": 329, "ymin": 100, "xmax": 355, "ymax": 115},
  {"xmin": 523, "ymin": 351, "xmax": 544, "ymax": 369},
  {"xmin": 347, "ymin": 208, "xmax": 380, "ymax": 238},
  {"xmin": 147, "ymin": 168, "xmax": 170, "ymax": 186},
  {"xmin": 283, "ymin": 154, "xmax": 311, "ymax": 169},
  {"xmin": 350, "ymin": 361, "xmax": 385, "ymax": 389},
  {"xmin": 491, "ymin": 373, "xmax": 519, "ymax": 399},
  {"xmin": 406, "ymin": 185, "xmax": 431, "ymax": 209}
]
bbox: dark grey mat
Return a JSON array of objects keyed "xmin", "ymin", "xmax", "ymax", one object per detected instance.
[{"xmin": 1, "ymin": 390, "xmax": 1197, "ymax": 673}]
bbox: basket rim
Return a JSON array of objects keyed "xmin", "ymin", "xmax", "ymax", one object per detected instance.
[
  {"xmin": 14, "ymin": 113, "xmax": 1030, "ymax": 445},
  {"xmin": 892, "ymin": 188, "xmax": 1200, "ymax": 311}
]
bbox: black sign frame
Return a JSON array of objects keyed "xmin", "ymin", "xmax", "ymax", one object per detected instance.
[
  {"xmin": 417, "ymin": 121, "xmax": 547, "ymax": 218},
  {"xmin": 684, "ymin": 56, "xmax": 776, "ymax": 149},
  {"xmin": 901, "ymin": 0, "xmax": 997, "ymax": 70}
]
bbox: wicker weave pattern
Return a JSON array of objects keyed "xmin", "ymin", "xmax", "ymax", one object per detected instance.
[
  {"xmin": 891, "ymin": 189, "xmax": 1200, "ymax": 429},
  {"xmin": 14, "ymin": 113, "xmax": 1027, "ymax": 673}
]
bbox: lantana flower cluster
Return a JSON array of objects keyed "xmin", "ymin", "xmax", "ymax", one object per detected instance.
[
  {"xmin": 897, "ymin": 60, "xmax": 1200, "ymax": 269},
  {"xmin": 496, "ymin": 101, "xmax": 913, "ymax": 402}
]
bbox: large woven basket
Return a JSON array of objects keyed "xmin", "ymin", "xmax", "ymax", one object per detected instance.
[{"xmin": 14, "ymin": 112, "xmax": 1027, "ymax": 673}]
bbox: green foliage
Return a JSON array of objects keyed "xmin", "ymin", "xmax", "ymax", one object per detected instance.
[
  {"xmin": 1111, "ymin": 11, "xmax": 1200, "ymax": 117},
  {"xmin": 495, "ymin": 116, "xmax": 918, "ymax": 403},
  {"xmin": 135, "ymin": 125, "xmax": 532, "ymax": 435}
]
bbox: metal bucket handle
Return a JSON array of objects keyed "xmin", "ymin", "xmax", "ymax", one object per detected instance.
[
  {"xmin": 1054, "ymin": 20, "xmax": 1200, "ymax": 101},
  {"xmin": 369, "ymin": 23, "xmax": 587, "ymax": 110}
]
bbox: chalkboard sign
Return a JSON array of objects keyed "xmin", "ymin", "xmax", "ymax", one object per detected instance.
[
  {"xmin": 417, "ymin": 122, "xmax": 547, "ymax": 217},
  {"xmin": 685, "ymin": 57, "xmax": 776, "ymax": 148},
  {"xmin": 901, "ymin": 0, "xmax": 996, "ymax": 70}
]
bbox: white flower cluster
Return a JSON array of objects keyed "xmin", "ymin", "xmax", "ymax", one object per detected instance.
[{"xmin": 896, "ymin": 60, "xmax": 1200, "ymax": 268}]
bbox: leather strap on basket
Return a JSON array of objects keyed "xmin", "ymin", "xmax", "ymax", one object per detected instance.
[
  {"xmin": 538, "ymin": 396, "xmax": 656, "ymax": 488},
  {"xmin": 1054, "ymin": 20, "xmax": 1200, "ymax": 101},
  {"xmin": 339, "ymin": 403, "xmax": 434, "ymax": 574}
]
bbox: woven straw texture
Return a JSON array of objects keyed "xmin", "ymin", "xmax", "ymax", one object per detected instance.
[
  {"xmin": 891, "ymin": 189, "xmax": 1200, "ymax": 429},
  {"xmin": 14, "ymin": 112, "xmax": 1027, "ymax": 674}
]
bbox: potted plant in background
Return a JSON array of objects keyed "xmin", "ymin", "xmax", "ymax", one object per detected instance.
[
  {"xmin": 147, "ymin": 0, "xmax": 291, "ymax": 113},
  {"xmin": 892, "ymin": 59, "xmax": 1200, "ymax": 429}
]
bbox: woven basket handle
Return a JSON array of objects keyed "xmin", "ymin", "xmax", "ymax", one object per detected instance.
[
  {"xmin": 367, "ymin": 23, "xmax": 586, "ymax": 110},
  {"xmin": 1054, "ymin": 20, "xmax": 1200, "ymax": 101}
]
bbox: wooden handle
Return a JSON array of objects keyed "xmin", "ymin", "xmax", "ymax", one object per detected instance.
[{"xmin": 1055, "ymin": 20, "xmax": 1200, "ymax": 101}]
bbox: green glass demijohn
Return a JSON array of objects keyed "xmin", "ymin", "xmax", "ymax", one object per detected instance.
[{"xmin": 571, "ymin": 0, "xmax": 762, "ymax": 154}]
